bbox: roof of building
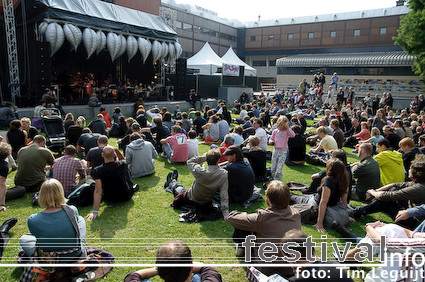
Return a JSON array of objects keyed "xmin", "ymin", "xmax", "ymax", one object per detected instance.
[
  {"xmin": 245, "ymin": 6, "xmax": 409, "ymax": 28},
  {"xmin": 276, "ymin": 51, "xmax": 415, "ymax": 67}
]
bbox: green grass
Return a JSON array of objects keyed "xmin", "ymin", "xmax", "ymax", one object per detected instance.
[{"xmin": 0, "ymin": 120, "xmax": 393, "ymax": 281}]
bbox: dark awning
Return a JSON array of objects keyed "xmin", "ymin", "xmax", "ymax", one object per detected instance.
[
  {"xmin": 276, "ymin": 51, "xmax": 415, "ymax": 67},
  {"xmin": 29, "ymin": 0, "xmax": 177, "ymax": 41}
]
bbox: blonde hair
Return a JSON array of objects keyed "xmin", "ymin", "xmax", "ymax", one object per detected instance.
[
  {"xmin": 20, "ymin": 117, "xmax": 31, "ymax": 125},
  {"xmin": 276, "ymin": 116, "xmax": 289, "ymax": 130},
  {"xmin": 76, "ymin": 116, "xmax": 86, "ymax": 127},
  {"xmin": 38, "ymin": 179, "xmax": 67, "ymax": 208},
  {"xmin": 371, "ymin": 127, "xmax": 380, "ymax": 137}
]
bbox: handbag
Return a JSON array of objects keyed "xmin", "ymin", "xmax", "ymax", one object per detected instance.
[{"xmin": 323, "ymin": 201, "xmax": 349, "ymax": 228}]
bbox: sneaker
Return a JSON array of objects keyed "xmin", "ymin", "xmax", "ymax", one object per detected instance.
[
  {"xmin": 164, "ymin": 172, "xmax": 173, "ymax": 188},
  {"xmin": 0, "ymin": 217, "xmax": 17, "ymax": 234},
  {"xmin": 351, "ymin": 149, "xmax": 358, "ymax": 153},
  {"xmin": 331, "ymin": 220, "xmax": 356, "ymax": 242},
  {"xmin": 133, "ymin": 184, "xmax": 140, "ymax": 193},
  {"xmin": 235, "ymin": 246, "xmax": 245, "ymax": 257},
  {"xmin": 172, "ymin": 169, "xmax": 179, "ymax": 181},
  {"xmin": 161, "ymin": 152, "xmax": 167, "ymax": 158}
]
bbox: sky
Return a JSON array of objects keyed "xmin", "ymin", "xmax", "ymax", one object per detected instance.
[{"xmin": 172, "ymin": 0, "xmax": 400, "ymax": 23}]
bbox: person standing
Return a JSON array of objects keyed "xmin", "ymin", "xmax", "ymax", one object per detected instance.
[{"xmin": 269, "ymin": 116, "xmax": 295, "ymax": 181}]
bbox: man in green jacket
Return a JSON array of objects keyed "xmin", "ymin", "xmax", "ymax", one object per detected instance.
[{"xmin": 351, "ymin": 143, "xmax": 380, "ymax": 201}]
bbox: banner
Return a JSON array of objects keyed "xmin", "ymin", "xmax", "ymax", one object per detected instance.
[{"xmin": 222, "ymin": 63, "xmax": 240, "ymax": 76}]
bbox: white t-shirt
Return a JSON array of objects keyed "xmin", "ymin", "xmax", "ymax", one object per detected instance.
[
  {"xmin": 255, "ymin": 127, "xmax": 268, "ymax": 152},
  {"xmin": 187, "ymin": 139, "xmax": 199, "ymax": 159}
]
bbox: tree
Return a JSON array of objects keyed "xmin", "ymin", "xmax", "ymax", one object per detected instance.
[{"xmin": 394, "ymin": 0, "xmax": 425, "ymax": 77}]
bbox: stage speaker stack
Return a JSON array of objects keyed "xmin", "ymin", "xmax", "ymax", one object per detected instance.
[
  {"xmin": 30, "ymin": 41, "xmax": 51, "ymax": 98},
  {"xmin": 175, "ymin": 58, "xmax": 187, "ymax": 100}
]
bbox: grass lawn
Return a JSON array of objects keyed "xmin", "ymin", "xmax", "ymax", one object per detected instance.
[{"xmin": 0, "ymin": 118, "xmax": 393, "ymax": 281}]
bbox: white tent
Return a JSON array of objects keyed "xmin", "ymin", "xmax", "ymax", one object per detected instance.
[
  {"xmin": 187, "ymin": 42, "xmax": 223, "ymax": 75},
  {"xmin": 221, "ymin": 46, "xmax": 257, "ymax": 76}
]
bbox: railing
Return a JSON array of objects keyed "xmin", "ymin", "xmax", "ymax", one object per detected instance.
[{"xmin": 261, "ymin": 81, "xmax": 425, "ymax": 99}]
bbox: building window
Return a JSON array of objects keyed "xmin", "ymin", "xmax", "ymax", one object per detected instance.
[
  {"xmin": 330, "ymin": 31, "xmax": 336, "ymax": 38},
  {"xmin": 354, "ymin": 29, "xmax": 360, "ymax": 36},
  {"xmin": 268, "ymin": 35, "xmax": 274, "ymax": 40},
  {"xmin": 174, "ymin": 21, "xmax": 182, "ymax": 29},
  {"xmin": 251, "ymin": 36, "xmax": 256, "ymax": 42},
  {"xmin": 380, "ymin": 27, "xmax": 387, "ymax": 35},
  {"xmin": 194, "ymin": 26, "xmax": 201, "ymax": 33},
  {"xmin": 287, "ymin": 33, "xmax": 293, "ymax": 40},
  {"xmin": 182, "ymin": 23, "xmax": 192, "ymax": 31},
  {"xmin": 252, "ymin": 60, "xmax": 266, "ymax": 66},
  {"xmin": 308, "ymin": 32, "xmax": 314, "ymax": 39},
  {"xmin": 269, "ymin": 60, "xmax": 276, "ymax": 66}
]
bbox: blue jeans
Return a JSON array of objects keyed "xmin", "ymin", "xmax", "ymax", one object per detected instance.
[
  {"xmin": 141, "ymin": 273, "xmax": 201, "ymax": 282},
  {"xmin": 163, "ymin": 143, "xmax": 175, "ymax": 163},
  {"xmin": 285, "ymin": 154, "xmax": 304, "ymax": 166}
]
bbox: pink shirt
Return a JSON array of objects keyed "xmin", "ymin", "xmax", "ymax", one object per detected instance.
[
  {"xmin": 269, "ymin": 128, "xmax": 295, "ymax": 150},
  {"xmin": 165, "ymin": 133, "xmax": 189, "ymax": 162}
]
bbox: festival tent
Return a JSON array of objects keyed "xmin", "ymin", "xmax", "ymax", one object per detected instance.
[
  {"xmin": 221, "ymin": 46, "xmax": 257, "ymax": 76},
  {"xmin": 187, "ymin": 42, "xmax": 224, "ymax": 75}
]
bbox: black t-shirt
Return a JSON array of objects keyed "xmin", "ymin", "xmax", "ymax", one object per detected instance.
[
  {"xmin": 135, "ymin": 114, "xmax": 147, "ymax": 128},
  {"xmin": 86, "ymin": 146, "xmax": 104, "ymax": 168},
  {"xmin": 67, "ymin": 126, "xmax": 83, "ymax": 146},
  {"xmin": 151, "ymin": 125, "xmax": 170, "ymax": 151},
  {"xmin": 193, "ymin": 117, "xmax": 207, "ymax": 134},
  {"xmin": 315, "ymin": 177, "xmax": 340, "ymax": 207},
  {"xmin": 288, "ymin": 261, "xmax": 353, "ymax": 282},
  {"xmin": 288, "ymin": 135, "xmax": 306, "ymax": 162},
  {"xmin": 385, "ymin": 133, "xmax": 401, "ymax": 150},
  {"xmin": 243, "ymin": 150, "xmax": 267, "ymax": 179},
  {"xmin": 27, "ymin": 126, "xmax": 38, "ymax": 141},
  {"xmin": 7, "ymin": 129, "xmax": 25, "ymax": 154},
  {"xmin": 403, "ymin": 148, "xmax": 422, "ymax": 172},
  {"xmin": 77, "ymin": 133, "xmax": 100, "ymax": 155},
  {"xmin": 0, "ymin": 160, "xmax": 9, "ymax": 177},
  {"xmin": 224, "ymin": 160, "xmax": 255, "ymax": 203},
  {"xmin": 91, "ymin": 160, "xmax": 133, "ymax": 202}
]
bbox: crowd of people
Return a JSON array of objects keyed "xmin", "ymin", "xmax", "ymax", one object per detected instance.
[{"xmin": 1, "ymin": 77, "xmax": 425, "ymax": 281}]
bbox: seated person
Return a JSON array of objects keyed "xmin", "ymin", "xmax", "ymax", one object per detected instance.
[
  {"xmin": 160, "ymin": 126, "xmax": 188, "ymax": 164},
  {"xmin": 164, "ymin": 149, "xmax": 229, "ymax": 217},
  {"xmin": 350, "ymin": 143, "xmax": 380, "ymax": 201},
  {"xmin": 383, "ymin": 125, "xmax": 401, "ymax": 150},
  {"xmin": 215, "ymin": 135, "xmax": 235, "ymax": 164},
  {"xmin": 142, "ymin": 117, "xmax": 170, "ymax": 153},
  {"xmin": 242, "ymin": 136, "xmax": 267, "ymax": 182},
  {"xmin": 222, "ymin": 146, "xmax": 254, "ymax": 204},
  {"xmin": 291, "ymin": 158, "xmax": 349, "ymax": 232},
  {"xmin": 310, "ymin": 126, "xmax": 338, "ymax": 156},
  {"xmin": 52, "ymin": 145, "xmax": 86, "ymax": 196},
  {"xmin": 350, "ymin": 158, "xmax": 425, "ymax": 230},
  {"xmin": 399, "ymin": 137, "xmax": 422, "ymax": 175},
  {"xmin": 282, "ymin": 229, "xmax": 353, "ymax": 282},
  {"xmin": 230, "ymin": 125, "xmax": 244, "ymax": 146},
  {"xmin": 373, "ymin": 139, "xmax": 404, "ymax": 186},
  {"xmin": 201, "ymin": 115, "xmax": 220, "ymax": 144},
  {"xmin": 15, "ymin": 135, "xmax": 55, "ymax": 192},
  {"xmin": 126, "ymin": 132, "xmax": 158, "ymax": 178},
  {"xmin": 86, "ymin": 135, "xmax": 124, "ymax": 170},
  {"xmin": 226, "ymin": 181, "xmax": 301, "ymax": 278},
  {"xmin": 124, "ymin": 240, "xmax": 223, "ymax": 282},
  {"xmin": 19, "ymin": 179, "xmax": 86, "ymax": 261},
  {"xmin": 330, "ymin": 119, "xmax": 344, "ymax": 149},
  {"xmin": 352, "ymin": 121, "xmax": 371, "ymax": 143},
  {"xmin": 192, "ymin": 111, "xmax": 206, "ymax": 138},
  {"xmin": 285, "ymin": 125, "xmax": 306, "ymax": 166},
  {"xmin": 76, "ymin": 128, "xmax": 101, "ymax": 158},
  {"xmin": 86, "ymin": 146, "xmax": 136, "ymax": 221},
  {"xmin": 88, "ymin": 114, "xmax": 107, "ymax": 135},
  {"xmin": 187, "ymin": 130, "xmax": 199, "ymax": 159}
]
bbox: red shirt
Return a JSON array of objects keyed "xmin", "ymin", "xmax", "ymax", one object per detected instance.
[
  {"xmin": 165, "ymin": 133, "xmax": 189, "ymax": 162},
  {"xmin": 218, "ymin": 143, "xmax": 232, "ymax": 163}
]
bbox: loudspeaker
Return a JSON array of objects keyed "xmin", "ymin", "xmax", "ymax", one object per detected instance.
[
  {"xmin": 175, "ymin": 58, "xmax": 187, "ymax": 100},
  {"xmin": 30, "ymin": 41, "xmax": 51, "ymax": 97}
]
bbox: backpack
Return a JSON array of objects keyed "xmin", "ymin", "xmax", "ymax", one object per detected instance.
[{"xmin": 67, "ymin": 180, "xmax": 95, "ymax": 207}]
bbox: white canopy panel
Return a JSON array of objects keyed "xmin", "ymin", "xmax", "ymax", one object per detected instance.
[
  {"xmin": 37, "ymin": 0, "xmax": 177, "ymax": 39},
  {"xmin": 221, "ymin": 46, "xmax": 257, "ymax": 76},
  {"xmin": 187, "ymin": 42, "xmax": 223, "ymax": 75}
]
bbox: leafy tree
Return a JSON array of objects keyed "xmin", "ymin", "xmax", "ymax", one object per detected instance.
[{"xmin": 394, "ymin": 0, "xmax": 425, "ymax": 77}]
